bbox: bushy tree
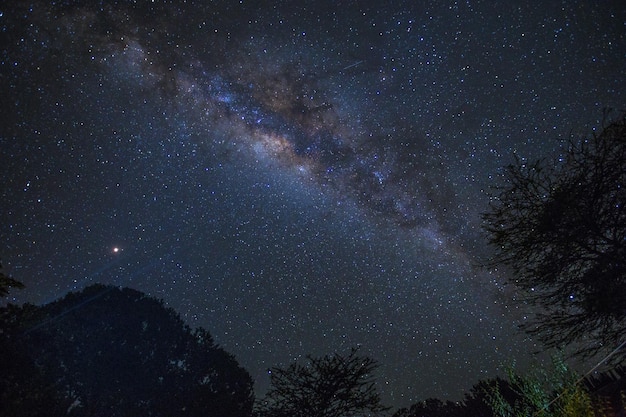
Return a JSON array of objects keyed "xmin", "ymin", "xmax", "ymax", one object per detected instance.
[
  {"xmin": 256, "ymin": 348, "xmax": 390, "ymax": 417},
  {"xmin": 482, "ymin": 112, "xmax": 626, "ymax": 360}
]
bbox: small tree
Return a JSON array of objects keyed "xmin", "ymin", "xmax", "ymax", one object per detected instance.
[
  {"xmin": 482, "ymin": 112, "xmax": 626, "ymax": 361},
  {"xmin": 256, "ymin": 348, "xmax": 390, "ymax": 417}
]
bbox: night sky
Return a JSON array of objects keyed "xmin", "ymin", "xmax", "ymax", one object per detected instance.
[{"xmin": 1, "ymin": 0, "xmax": 625, "ymax": 409}]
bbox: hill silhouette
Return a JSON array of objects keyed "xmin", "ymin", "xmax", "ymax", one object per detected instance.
[{"xmin": 0, "ymin": 284, "xmax": 254, "ymax": 417}]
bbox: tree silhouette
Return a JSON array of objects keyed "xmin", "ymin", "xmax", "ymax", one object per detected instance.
[
  {"xmin": 392, "ymin": 398, "xmax": 462, "ymax": 417},
  {"xmin": 0, "ymin": 284, "xmax": 254, "ymax": 417},
  {"xmin": 482, "ymin": 112, "xmax": 626, "ymax": 360},
  {"xmin": 392, "ymin": 378, "xmax": 519, "ymax": 417},
  {"xmin": 256, "ymin": 348, "xmax": 390, "ymax": 417}
]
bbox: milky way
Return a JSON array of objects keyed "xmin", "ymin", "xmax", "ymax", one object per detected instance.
[
  {"xmin": 2, "ymin": 0, "xmax": 625, "ymax": 408},
  {"xmin": 113, "ymin": 30, "xmax": 454, "ymax": 236}
]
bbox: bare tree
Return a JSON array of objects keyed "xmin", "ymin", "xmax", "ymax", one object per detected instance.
[
  {"xmin": 482, "ymin": 112, "xmax": 626, "ymax": 361},
  {"xmin": 256, "ymin": 348, "xmax": 390, "ymax": 417}
]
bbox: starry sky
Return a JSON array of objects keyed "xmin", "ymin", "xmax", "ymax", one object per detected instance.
[{"xmin": 1, "ymin": 0, "xmax": 625, "ymax": 409}]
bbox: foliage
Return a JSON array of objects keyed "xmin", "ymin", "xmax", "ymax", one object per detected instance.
[
  {"xmin": 393, "ymin": 368, "xmax": 626, "ymax": 417},
  {"xmin": 482, "ymin": 112, "xmax": 626, "ymax": 361},
  {"xmin": 0, "ymin": 261, "xmax": 24, "ymax": 297},
  {"xmin": 486, "ymin": 356, "xmax": 594, "ymax": 417},
  {"xmin": 256, "ymin": 348, "xmax": 390, "ymax": 417},
  {"xmin": 0, "ymin": 284, "xmax": 254, "ymax": 417}
]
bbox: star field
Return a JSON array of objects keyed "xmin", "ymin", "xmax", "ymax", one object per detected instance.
[{"xmin": 1, "ymin": 0, "xmax": 625, "ymax": 409}]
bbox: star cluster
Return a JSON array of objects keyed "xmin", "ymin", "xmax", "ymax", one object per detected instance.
[{"xmin": 1, "ymin": 0, "xmax": 624, "ymax": 408}]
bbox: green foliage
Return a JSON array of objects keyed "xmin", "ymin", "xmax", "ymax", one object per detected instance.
[
  {"xmin": 482, "ymin": 112, "xmax": 626, "ymax": 361},
  {"xmin": 256, "ymin": 348, "xmax": 390, "ymax": 417},
  {"xmin": 486, "ymin": 357, "xmax": 594, "ymax": 417}
]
